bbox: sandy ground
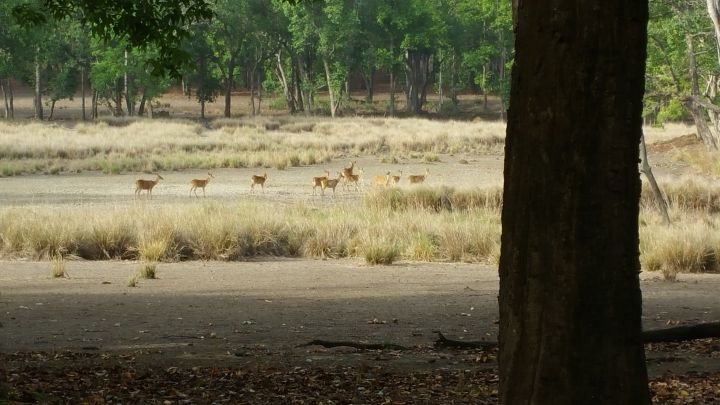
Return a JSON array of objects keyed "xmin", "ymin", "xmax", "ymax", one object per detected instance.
[{"xmin": 1, "ymin": 260, "xmax": 719, "ymax": 376}]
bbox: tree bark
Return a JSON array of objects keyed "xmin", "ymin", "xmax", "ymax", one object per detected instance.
[
  {"xmin": 640, "ymin": 133, "xmax": 671, "ymax": 226},
  {"xmin": 499, "ymin": 1, "xmax": 650, "ymax": 404},
  {"xmin": 124, "ymin": 48, "xmax": 134, "ymax": 116},
  {"xmin": 7, "ymin": 79, "xmax": 13, "ymax": 118},
  {"xmin": 389, "ymin": 37, "xmax": 396, "ymax": 116},
  {"xmin": 91, "ymin": 90, "xmax": 98, "ymax": 119},
  {"xmin": 48, "ymin": 99, "xmax": 56, "ymax": 120},
  {"xmin": 275, "ymin": 51, "xmax": 295, "ymax": 114}
]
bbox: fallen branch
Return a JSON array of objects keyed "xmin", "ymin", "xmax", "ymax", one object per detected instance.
[
  {"xmin": 643, "ymin": 322, "xmax": 720, "ymax": 343},
  {"xmin": 301, "ymin": 322, "xmax": 720, "ymax": 352},
  {"xmin": 299, "ymin": 340, "xmax": 408, "ymax": 351}
]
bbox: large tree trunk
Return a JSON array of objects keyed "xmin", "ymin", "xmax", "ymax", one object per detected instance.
[
  {"xmin": 499, "ymin": 1, "xmax": 650, "ymax": 404},
  {"xmin": 34, "ymin": 48, "xmax": 43, "ymax": 120},
  {"xmin": 707, "ymin": 0, "xmax": 720, "ymax": 65}
]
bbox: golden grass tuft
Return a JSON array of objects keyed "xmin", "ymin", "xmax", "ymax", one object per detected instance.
[
  {"xmin": 140, "ymin": 262, "xmax": 157, "ymax": 279},
  {"xmin": 364, "ymin": 239, "xmax": 400, "ymax": 265},
  {"xmin": 51, "ymin": 255, "xmax": 66, "ymax": 278},
  {"xmin": 127, "ymin": 273, "xmax": 139, "ymax": 287}
]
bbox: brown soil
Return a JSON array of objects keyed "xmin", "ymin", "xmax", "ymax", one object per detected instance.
[{"xmin": 1, "ymin": 260, "xmax": 719, "ymax": 377}]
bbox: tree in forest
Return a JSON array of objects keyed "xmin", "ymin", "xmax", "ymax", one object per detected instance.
[
  {"xmin": 499, "ymin": 1, "xmax": 651, "ymax": 403},
  {"xmin": 647, "ymin": 0, "xmax": 720, "ymax": 149},
  {"xmin": 187, "ymin": 22, "xmax": 221, "ymax": 119}
]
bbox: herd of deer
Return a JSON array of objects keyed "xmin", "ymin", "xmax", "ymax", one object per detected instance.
[{"xmin": 133, "ymin": 161, "xmax": 430, "ymax": 199}]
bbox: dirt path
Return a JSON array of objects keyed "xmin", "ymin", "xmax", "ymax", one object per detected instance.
[{"xmin": 1, "ymin": 260, "xmax": 718, "ymax": 376}]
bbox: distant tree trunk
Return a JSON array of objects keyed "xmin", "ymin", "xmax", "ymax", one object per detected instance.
[
  {"xmin": 275, "ymin": 51, "xmax": 295, "ymax": 113},
  {"xmin": 362, "ymin": 68, "xmax": 374, "ymax": 104},
  {"xmin": 404, "ymin": 49, "xmax": 432, "ymax": 115},
  {"xmin": 115, "ymin": 79, "xmax": 123, "ymax": 117},
  {"xmin": 438, "ymin": 50, "xmax": 444, "ymax": 110},
  {"xmin": 450, "ymin": 53, "xmax": 459, "ymax": 105},
  {"xmin": 292, "ymin": 57, "xmax": 303, "ymax": 113},
  {"xmin": 48, "ymin": 99, "xmax": 56, "ymax": 120},
  {"xmin": 298, "ymin": 57, "xmax": 313, "ymax": 116},
  {"xmin": 124, "ymin": 48, "xmax": 135, "ymax": 116},
  {"xmin": 34, "ymin": 48, "xmax": 43, "ymax": 120},
  {"xmin": 1, "ymin": 79, "xmax": 8, "ymax": 119},
  {"xmin": 7, "ymin": 79, "xmax": 13, "ymax": 118},
  {"xmin": 389, "ymin": 37, "xmax": 396, "ymax": 116},
  {"xmin": 200, "ymin": 100, "xmax": 206, "ymax": 119},
  {"xmin": 499, "ymin": 0, "xmax": 651, "ymax": 404},
  {"xmin": 686, "ymin": 34, "xmax": 719, "ymax": 150},
  {"xmin": 224, "ymin": 57, "xmax": 235, "ymax": 118},
  {"xmin": 640, "ymin": 132, "xmax": 671, "ymax": 226},
  {"xmin": 91, "ymin": 90, "xmax": 98, "ymax": 119},
  {"xmin": 81, "ymin": 66, "xmax": 86, "ymax": 121},
  {"xmin": 138, "ymin": 90, "xmax": 147, "ymax": 116},
  {"xmin": 323, "ymin": 57, "xmax": 339, "ymax": 118}
]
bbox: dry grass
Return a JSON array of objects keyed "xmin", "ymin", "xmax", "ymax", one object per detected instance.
[
  {"xmin": 672, "ymin": 147, "xmax": 720, "ymax": 178},
  {"xmin": 50, "ymin": 255, "xmax": 66, "ymax": 278},
  {"xmin": 0, "ymin": 118, "xmax": 505, "ymax": 176},
  {"xmin": 0, "ymin": 193, "xmax": 501, "ymax": 264},
  {"xmin": 140, "ymin": 263, "xmax": 157, "ymax": 279}
]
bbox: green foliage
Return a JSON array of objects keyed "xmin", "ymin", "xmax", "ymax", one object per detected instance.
[{"xmin": 656, "ymin": 98, "xmax": 687, "ymax": 124}]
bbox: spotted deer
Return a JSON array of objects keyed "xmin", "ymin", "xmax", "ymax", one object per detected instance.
[
  {"xmin": 189, "ymin": 172, "xmax": 215, "ymax": 198},
  {"xmin": 135, "ymin": 174, "xmax": 164, "ymax": 199}
]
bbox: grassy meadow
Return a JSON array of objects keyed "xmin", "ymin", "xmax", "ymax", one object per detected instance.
[
  {"xmin": 0, "ymin": 117, "xmax": 505, "ymax": 176},
  {"xmin": 0, "ymin": 118, "xmax": 717, "ymax": 278}
]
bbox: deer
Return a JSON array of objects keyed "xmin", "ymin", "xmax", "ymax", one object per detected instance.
[
  {"xmin": 250, "ymin": 172, "xmax": 268, "ymax": 192},
  {"xmin": 342, "ymin": 168, "xmax": 364, "ymax": 191},
  {"xmin": 341, "ymin": 160, "xmax": 356, "ymax": 180},
  {"xmin": 135, "ymin": 174, "xmax": 164, "ymax": 199},
  {"xmin": 321, "ymin": 172, "xmax": 343, "ymax": 197},
  {"xmin": 389, "ymin": 170, "xmax": 403, "ymax": 187},
  {"xmin": 189, "ymin": 172, "xmax": 215, "ymax": 198},
  {"xmin": 373, "ymin": 171, "xmax": 391, "ymax": 188},
  {"xmin": 408, "ymin": 168, "xmax": 430, "ymax": 184},
  {"xmin": 312, "ymin": 170, "xmax": 331, "ymax": 195}
]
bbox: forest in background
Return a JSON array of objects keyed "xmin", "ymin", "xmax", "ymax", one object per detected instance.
[{"xmin": 0, "ymin": 0, "xmax": 719, "ymax": 139}]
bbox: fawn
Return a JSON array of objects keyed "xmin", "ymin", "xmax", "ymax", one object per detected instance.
[{"xmin": 250, "ymin": 172, "xmax": 268, "ymax": 192}]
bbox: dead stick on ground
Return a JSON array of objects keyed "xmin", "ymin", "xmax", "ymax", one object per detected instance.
[{"xmin": 300, "ymin": 322, "xmax": 720, "ymax": 351}]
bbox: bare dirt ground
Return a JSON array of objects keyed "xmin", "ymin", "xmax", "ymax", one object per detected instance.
[{"xmin": 1, "ymin": 259, "xmax": 719, "ymax": 378}]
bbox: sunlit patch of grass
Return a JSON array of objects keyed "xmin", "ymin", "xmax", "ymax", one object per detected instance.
[
  {"xmin": 364, "ymin": 239, "xmax": 400, "ymax": 265},
  {"xmin": 127, "ymin": 273, "xmax": 139, "ymax": 287},
  {"xmin": 51, "ymin": 255, "xmax": 66, "ymax": 278},
  {"xmin": 140, "ymin": 263, "xmax": 157, "ymax": 279}
]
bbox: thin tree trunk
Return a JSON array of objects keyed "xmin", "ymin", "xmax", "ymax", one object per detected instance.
[
  {"xmin": 7, "ymin": 79, "xmax": 13, "ymax": 118},
  {"xmin": 389, "ymin": 38, "xmax": 395, "ymax": 116},
  {"xmin": 48, "ymin": 99, "xmax": 56, "ymax": 120},
  {"xmin": 81, "ymin": 66, "xmax": 86, "ymax": 121},
  {"xmin": 224, "ymin": 58, "xmax": 234, "ymax": 118},
  {"xmin": 201, "ymin": 100, "xmax": 205, "ymax": 119},
  {"xmin": 124, "ymin": 48, "xmax": 134, "ymax": 116},
  {"xmin": 323, "ymin": 57, "xmax": 338, "ymax": 118},
  {"xmin": 640, "ymin": 133, "xmax": 671, "ymax": 226},
  {"xmin": 35, "ymin": 48, "xmax": 43, "ymax": 120},
  {"xmin": 499, "ymin": 1, "xmax": 650, "ymax": 403},
  {"xmin": 438, "ymin": 50, "xmax": 444, "ymax": 111},
  {"xmin": 91, "ymin": 90, "xmax": 98, "ymax": 119},
  {"xmin": 1, "ymin": 79, "xmax": 8, "ymax": 119},
  {"xmin": 138, "ymin": 90, "xmax": 147, "ymax": 116}
]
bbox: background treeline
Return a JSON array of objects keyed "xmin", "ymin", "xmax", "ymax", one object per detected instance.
[
  {"xmin": 0, "ymin": 0, "xmax": 512, "ymax": 119},
  {"xmin": 2, "ymin": 0, "xmax": 720, "ymax": 131}
]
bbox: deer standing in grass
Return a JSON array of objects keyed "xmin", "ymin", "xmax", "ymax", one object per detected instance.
[
  {"xmin": 321, "ymin": 173, "xmax": 343, "ymax": 197},
  {"xmin": 373, "ymin": 171, "xmax": 391, "ymax": 187},
  {"xmin": 135, "ymin": 174, "xmax": 164, "ymax": 199},
  {"xmin": 408, "ymin": 168, "xmax": 430, "ymax": 184},
  {"xmin": 250, "ymin": 172, "xmax": 268, "ymax": 192},
  {"xmin": 312, "ymin": 170, "xmax": 331, "ymax": 195},
  {"xmin": 343, "ymin": 168, "xmax": 363, "ymax": 191},
  {"xmin": 189, "ymin": 172, "xmax": 215, "ymax": 198},
  {"xmin": 389, "ymin": 170, "xmax": 403, "ymax": 187}
]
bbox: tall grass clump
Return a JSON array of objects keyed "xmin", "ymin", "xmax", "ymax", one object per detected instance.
[
  {"xmin": 364, "ymin": 238, "xmax": 401, "ymax": 265},
  {"xmin": 140, "ymin": 262, "xmax": 157, "ymax": 279},
  {"xmin": 51, "ymin": 255, "xmax": 66, "ymax": 278}
]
